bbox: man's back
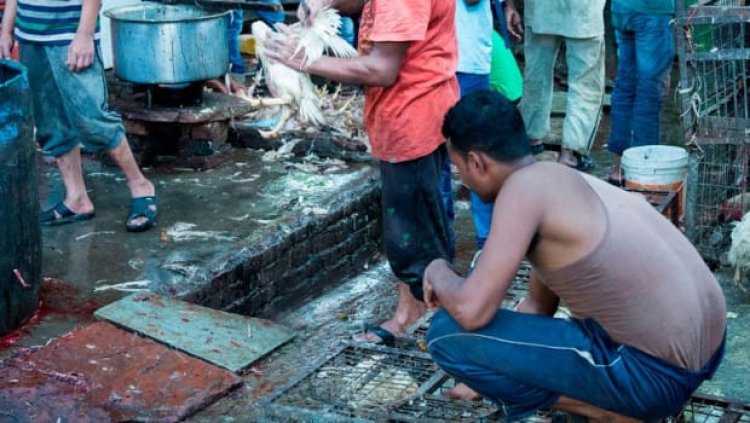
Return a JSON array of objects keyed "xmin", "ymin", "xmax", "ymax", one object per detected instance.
[{"xmin": 514, "ymin": 163, "xmax": 726, "ymax": 371}]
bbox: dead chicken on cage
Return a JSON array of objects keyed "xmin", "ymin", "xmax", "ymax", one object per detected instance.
[
  {"xmin": 247, "ymin": 6, "xmax": 358, "ymax": 138},
  {"xmin": 728, "ymin": 211, "xmax": 750, "ymax": 292}
]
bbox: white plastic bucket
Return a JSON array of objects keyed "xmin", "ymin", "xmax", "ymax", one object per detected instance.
[
  {"xmin": 622, "ymin": 145, "xmax": 688, "ymax": 222},
  {"xmin": 621, "ymin": 145, "xmax": 688, "ymax": 188}
]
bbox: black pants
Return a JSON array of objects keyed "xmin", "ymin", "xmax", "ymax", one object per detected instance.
[{"xmin": 380, "ymin": 145, "xmax": 453, "ymax": 301}]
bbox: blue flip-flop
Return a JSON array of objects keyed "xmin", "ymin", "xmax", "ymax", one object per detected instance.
[
  {"xmin": 40, "ymin": 202, "xmax": 95, "ymax": 226},
  {"xmin": 126, "ymin": 196, "xmax": 158, "ymax": 233}
]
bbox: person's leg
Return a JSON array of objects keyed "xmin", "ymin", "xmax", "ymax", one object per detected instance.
[
  {"xmin": 362, "ymin": 147, "xmax": 453, "ymax": 342},
  {"xmin": 49, "ymin": 45, "xmax": 156, "ymax": 228},
  {"xmin": 630, "ymin": 14, "xmax": 674, "ymax": 148},
  {"xmin": 339, "ymin": 16, "xmax": 356, "ymax": 46},
  {"xmin": 559, "ymin": 35, "xmax": 605, "ymax": 168},
  {"xmin": 456, "ymin": 73, "xmax": 494, "ymax": 249},
  {"xmin": 228, "ymin": 9, "xmax": 246, "ymax": 74},
  {"xmin": 19, "ymin": 43, "xmax": 94, "ymax": 217},
  {"xmin": 438, "ymin": 154, "xmax": 456, "ymax": 254},
  {"xmin": 428, "ymin": 309, "xmax": 698, "ymax": 420},
  {"xmin": 608, "ymin": 25, "xmax": 637, "ymax": 182},
  {"xmin": 520, "ymin": 31, "xmax": 561, "ymax": 148},
  {"xmin": 254, "ymin": 0, "xmax": 285, "ymax": 26}
]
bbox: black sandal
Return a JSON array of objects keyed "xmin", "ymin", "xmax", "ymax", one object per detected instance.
[
  {"xmin": 40, "ymin": 202, "xmax": 95, "ymax": 226},
  {"xmin": 126, "ymin": 196, "xmax": 158, "ymax": 233},
  {"xmin": 356, "ymin": 324, "xmax": 396, "ymax": 347}
]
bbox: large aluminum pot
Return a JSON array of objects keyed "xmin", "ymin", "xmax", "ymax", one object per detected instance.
[{"xmin": 104, "ymin": 4, "xmax": 230, "ymax": 85}]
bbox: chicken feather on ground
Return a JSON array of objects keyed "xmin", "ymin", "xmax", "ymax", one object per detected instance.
[
  {"xmin": 251, "ymin": 8, "xmax": 357, "ymax": 138},
  {"xmin": 727, "ymin": 211, "xmax": 750, "ymax": 292}
]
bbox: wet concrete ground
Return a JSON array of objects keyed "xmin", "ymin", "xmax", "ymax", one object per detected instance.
[
  {"xmin": 2, "ymin": 85, "xmax": 748, "ymax": 419},
  {"xmin": 1, "ymin": 148, "xmax": 375, "ymax": 358}
]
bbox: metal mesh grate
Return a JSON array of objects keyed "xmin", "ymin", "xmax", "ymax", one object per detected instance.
[
  {"xmin": 678, "ymin": 0, "xmax": 750, "ymax": 135},
  {"xmin": 672, "ymin": 394, "xmax": 750, "ymax": 422},
  {"xmin": 389, "ymin": 394, "xmax": 498, "ymax": 422},
  {"xmin": 676, "ymin": 0, "xmax": 750, "ymax": 260},
  {"xmin": 686, "ymin": 143, "xmax": 750, "ymax": 261},
  {"xmin": 260, "ymin": 343, "xmax": 445, "ymax": 422}
]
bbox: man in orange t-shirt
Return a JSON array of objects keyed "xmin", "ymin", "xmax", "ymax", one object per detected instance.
[{"xmin": 267, "ymin": 0, "xmax": 459, "ymax": 344}]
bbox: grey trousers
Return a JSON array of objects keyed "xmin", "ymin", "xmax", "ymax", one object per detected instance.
[{"xmin": 520, "ymin": 30, "xmax": 605, "ymax": 155}]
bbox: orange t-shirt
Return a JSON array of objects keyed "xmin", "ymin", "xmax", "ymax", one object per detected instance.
[{"xmin": 358, "ymin": 0, "xmax": 459, "ymax": 163}]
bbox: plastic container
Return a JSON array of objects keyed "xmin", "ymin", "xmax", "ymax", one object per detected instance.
[
  {"xmin": 622, "ymin": 145, "xmax": 689, "ymax": 223},
  {"xmin": 0, "ymin": 59, "xmax": 41, "ymax": 336}
]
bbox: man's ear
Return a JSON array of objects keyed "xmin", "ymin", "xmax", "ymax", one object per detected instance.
[{"xmin": 467, "ymin": 151, "xmax": 487, "ymax": 176}]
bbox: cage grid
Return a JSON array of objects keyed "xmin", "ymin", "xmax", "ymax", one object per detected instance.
[
  {"xmin": 671, "ymin": 393, "xmax": 750, "ymax": 422},
  {"xmin": 259, "ymin": 343, "xmax": 447, "ymax": 422},
  {"xmin": 676, "ymin": 0, "xmax": 750, "ymax": 260},
  {"xmin": 686, "ymin": 143, "xmax": 750, "ymax": 260}
]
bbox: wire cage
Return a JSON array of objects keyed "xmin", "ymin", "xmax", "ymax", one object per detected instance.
[{"xmin": 676, "ymin": 0, "xmax": 750, "ymax": 261}]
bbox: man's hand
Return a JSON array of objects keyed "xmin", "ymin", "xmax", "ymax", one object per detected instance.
[
  {"xmin": 0, "ymin": 33, "xmax": 13, "ymax": 59},
  {"xmin": 505, "ymin": 5, "xmax": 524, "ymax": 41},
  {"xmin": 423, "ymin": 259, "xmax": 453, "ymax": 310},
  {"xmin": 67, "ymin": 32, "xmax": 95, "ymax": 72},
  {"xmin": 263, "ymin": 25, "xmax": 309, "ymax": 71}
]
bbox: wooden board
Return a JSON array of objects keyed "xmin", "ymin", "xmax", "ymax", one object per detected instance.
[{"xmin": 95, "ymin": 293, "xmax": 295, "ymax": 373}]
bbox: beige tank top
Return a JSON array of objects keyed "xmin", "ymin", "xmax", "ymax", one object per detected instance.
[{"xmin": 534, "ymin": 176, "xmax": 726, "ymax": 371}]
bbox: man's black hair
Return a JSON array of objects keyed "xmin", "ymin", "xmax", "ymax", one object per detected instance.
[{"xmin": 442, "ymin": 90, "xmax": 531, "ymax": 162}]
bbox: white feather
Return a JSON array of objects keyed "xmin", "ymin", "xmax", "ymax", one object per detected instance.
[{"xmin": 251, "ymin": 7, "xmax": 357, "ymax": 126}]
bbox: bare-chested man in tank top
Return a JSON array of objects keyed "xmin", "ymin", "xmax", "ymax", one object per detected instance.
[{"xmin": 424, "ymin": 90, "xmax": 726, "ymax": 422}]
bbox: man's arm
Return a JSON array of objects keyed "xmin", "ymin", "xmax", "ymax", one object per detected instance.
[
  {"xmin": 67, "ymin": 0, "xmax": 99, "ymax": 72},
  {"xmin": 304, "ymin": 0, "xmax": 364, "ymax": 16},
  {"xmin": 0, "ymin": 0, "xmax": 17, "ymax": 59},
  {"xmin": 424, "ymin": 174, "xmax": 545, "ymax": 331},
  {"xmin": 504, "ymin": 0, "xmax": 523, "ymax": 40},
  {"xmin": 264, "ymin": 33, "xmax": 409, "ymax": 87}
]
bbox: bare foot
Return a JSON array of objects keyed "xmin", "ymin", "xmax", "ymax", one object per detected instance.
[{"xmin": 445, "ymin": 383, "xmax": 483, "ymax": 401}]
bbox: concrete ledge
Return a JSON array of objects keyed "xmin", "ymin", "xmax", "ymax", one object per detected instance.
[{"xmin": 178, "ymin": 179, "xmax": 382, "ymax": 317}]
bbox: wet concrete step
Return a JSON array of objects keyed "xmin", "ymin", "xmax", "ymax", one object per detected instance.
[{"xmin": 95, "ymin": 293, "xmax": 295, "ymax": 373}]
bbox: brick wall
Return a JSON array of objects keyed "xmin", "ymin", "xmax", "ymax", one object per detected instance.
[{"xmin": 179, "ymin": 180, "xmax": 382, "ymax": 317}]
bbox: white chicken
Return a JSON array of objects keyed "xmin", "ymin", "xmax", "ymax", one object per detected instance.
[
  {"xmin": 727, "ymin": 211, "xmax": 750, "ymax": 292},
  {"xmin": 250, "ymin": 7, "xmax": 358, "ymax": 138}
]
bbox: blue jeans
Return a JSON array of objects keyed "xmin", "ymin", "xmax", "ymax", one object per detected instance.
[
  {"xmin": 608, "ymin": 12, "xmax": 674, "ymax": 155},
  {"xmin": 428, "ymin": 309, "xmax": 725, "ymax": 420},
  {"xmin": 451, "ymin": 73, "xmax": 493, "ymax": 249},
  {"xmin": 228, "ymin": 9, "xmax": 245, "ymax": 74},
  {"xmin": 340, "ymin": 17, "xmax": 355, "ymax": 46}
]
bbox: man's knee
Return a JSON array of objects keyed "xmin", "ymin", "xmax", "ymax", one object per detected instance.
[{"xmin": 426, "ymin": 309, "xmax": 466, "ymax": 366}]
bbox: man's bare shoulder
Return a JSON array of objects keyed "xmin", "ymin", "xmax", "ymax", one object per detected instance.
[{"xmin": 504, "ymin": 161, "xmax": 579, "ymax": 192}]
